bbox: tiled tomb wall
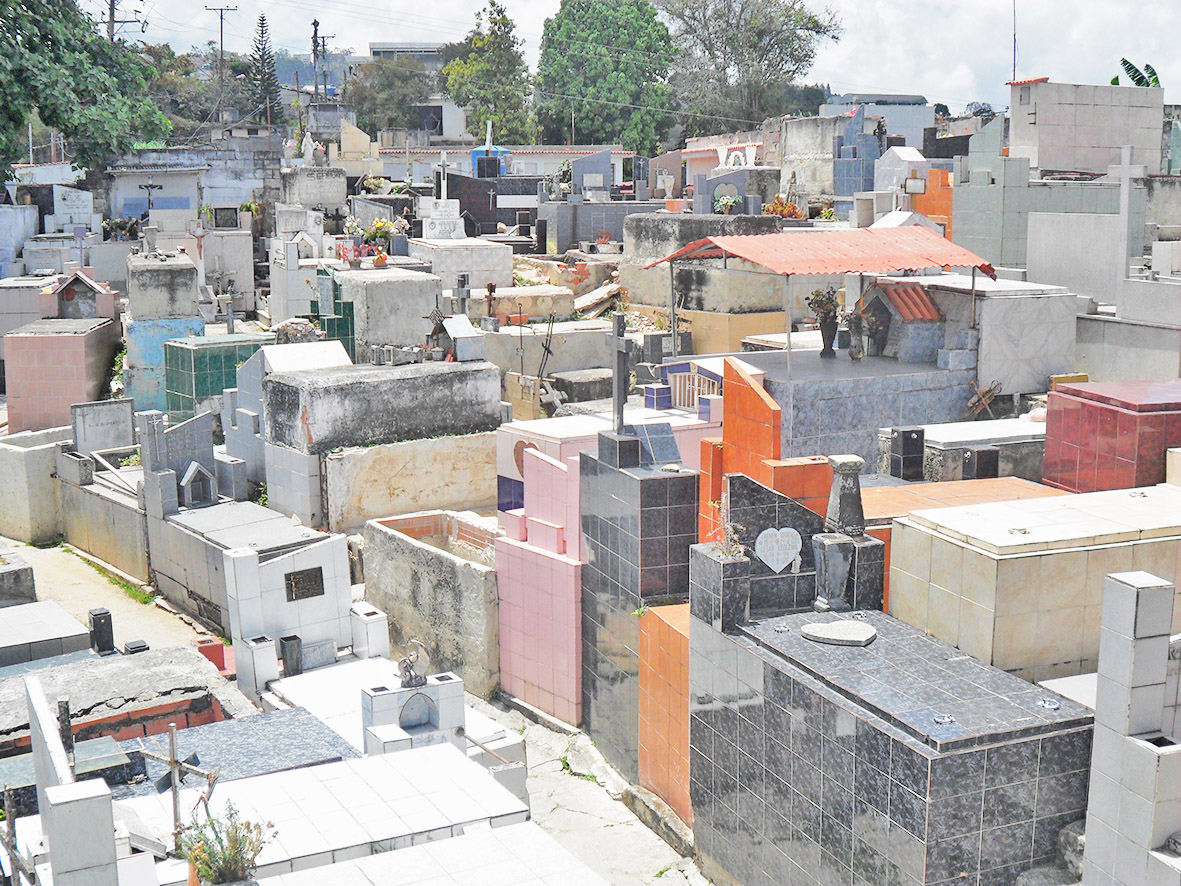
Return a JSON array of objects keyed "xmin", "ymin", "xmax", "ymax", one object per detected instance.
[
  {"xmin": 688, "ymin": 547, "xmax": 1095, "ymax": 886},
  {"xmin": 889, "ymin": 485, "xmax": 1181, "ymax": 683},
  {"xmin": 580, "ymin": 426, "xmax": 698, "ymax": 782},
  {"xmin": 639, "ymin": 603, "xmax": 692, "ymax": 826},
  {"xmin": 496, "ymin": 447, "xmax": 582, "ymax": 725}
]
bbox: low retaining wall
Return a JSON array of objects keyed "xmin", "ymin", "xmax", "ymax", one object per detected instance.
[
  {"xmin": 60, "ymin": 480, "xmax": 150, "ymax": 582},
  {"xmin": 324, "ymin": 432, "xmax": 497, "ymax": 533}
]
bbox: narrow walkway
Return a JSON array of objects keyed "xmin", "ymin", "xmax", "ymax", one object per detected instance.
[
  {"xmin": 466, "ymin": 695, "xmax": 708, "ymax": 886},
  {"xmin": 7, "ymin": 538, "xmax": 207, "ymax": 652}
]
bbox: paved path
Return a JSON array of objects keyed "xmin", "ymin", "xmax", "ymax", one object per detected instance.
[
  {"xmin": 466, "ymin": 695, "xmax": 709, "ymax": 886},
  {"xmin": 6, "ymin": 537, "xmax": 208, "ymax": 652}
]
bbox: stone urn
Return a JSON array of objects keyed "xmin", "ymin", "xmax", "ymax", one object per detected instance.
[{"xmin": 819, "ymin": 317, "xmax": 839, "ymax": 359}]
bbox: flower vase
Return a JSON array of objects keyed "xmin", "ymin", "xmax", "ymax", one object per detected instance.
[
  {"xmin": 348, "ymin": 258, "xmax": 362, "ymax": 270},
  {"xmin": 819, "ymin": 319, "xmax": 838, "ymax": 359}
]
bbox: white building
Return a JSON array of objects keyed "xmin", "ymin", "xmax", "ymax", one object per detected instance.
[
  {"xmin": 368, "ymin": 43, "xmax": 470, "ymax": 142},
  {"xmin": 820, "ymin": 93, "xmax": 935, "ymax": 147}
]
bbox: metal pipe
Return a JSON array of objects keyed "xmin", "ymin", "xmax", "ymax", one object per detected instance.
[{"xmin": 970, "ymin": 267, "xmax": 978, "ymax": 328}]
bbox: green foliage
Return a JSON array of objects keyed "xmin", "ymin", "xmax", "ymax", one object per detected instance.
[
  {"xmin": 806, "ymin": 285, "xmax": 839, "ymax": 321},
  {"xmin": 0, "ymin": 1, "xmax": 170, "ymax": 168},
  {"xmin": 180, "ymin": 801, "xmax": 274, "ymax": 885},
  {"xmin": 443, "ymin": 1, "xmax": 536, "ymax": 144},
  {"xmin": 536, "ymin": 0, "xmax": 673, "ymax": 155},
  {"xmin": 346, "ymin": 58, "xmax": 431, "ymax": 135},
  {"xmin": 654, "ymin": 0, "xmax": 840, "ymax": 137},
  {"xmin": 249, "ymin": 15, "xmax": 283, "ymax": 123},
  {"xmin": 1114, "ymin": 59, "xmax": 1161, "ymax": 88},
  {"xmin": 140, "ymin": 42, "xmax": 252, "ymax": 139}
]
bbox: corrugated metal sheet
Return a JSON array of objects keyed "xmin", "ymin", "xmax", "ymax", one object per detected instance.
[
  {"xmin": 1006, "ymin": 77, "xmax": 1050, "ymax": 86},
  {"xmin": 879, "ymin": 282, "xmax": 942, "ymax": 321},
  {"xmin": 644, "ymin": 226, "xmax": 997, "ymax": 277}
]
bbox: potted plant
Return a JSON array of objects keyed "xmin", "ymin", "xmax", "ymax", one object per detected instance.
[
  {"xmin": 338, "ymin": 244, "xmax": 363, "ymax": 269},
  {"xmin": 714, "ymin": 194, "xmax": 741, "ymax": 215},
  {"xmin": 372, "ymin": 248, "xmax": 388, "ymax": 268},
  {"xmin": 238, "ymin": 200, "xmax": 260, "ymax": 231},
  {"xmin": 179, "ymin": 800, "xmax": 275, "ymax": 886},
  {"xmin": 806, "ymin": 286, "xmax": 841, "ymax": 359}
]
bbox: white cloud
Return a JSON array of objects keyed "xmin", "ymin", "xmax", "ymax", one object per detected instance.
[{"xmin": 122, "ymin": 0, "xmax": 1178, "ymax": 115}]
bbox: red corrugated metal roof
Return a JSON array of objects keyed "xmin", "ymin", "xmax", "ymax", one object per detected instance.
[
  {"xmin": 1006, "ymin": 77, "xmax": 1049, "ymax": 86},
  {"xmin": 643, "ymin": 226, "xmax": 997, "ymax": 277},
  {"xmin": 879, "ymin": 282, "xmax": 942, "ymax": 321}
]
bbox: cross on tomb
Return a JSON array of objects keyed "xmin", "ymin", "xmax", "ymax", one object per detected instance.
[
  {"xmin": 134, "ymin": 722, "xmax": 218, "ymax": 852},
  {"xmin": 437, "ymin": 151, "xmax": 452, "ymax": 200},
  {"xmin": 608, "ymin": 311, "xmax": 631, "ymax": 435}
]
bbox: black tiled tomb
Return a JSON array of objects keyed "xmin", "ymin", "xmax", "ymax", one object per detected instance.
[
  {"xmin": 580, "ymin": 427, "xmax": 697, "ymax": 782},
  {"xmin": 688, "ymin": 545, "xmax": 1094, "ymax": 886}
]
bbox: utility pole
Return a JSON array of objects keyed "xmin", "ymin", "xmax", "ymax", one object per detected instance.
[
  {"xmin": 311, "ymin": 19, "xmax": 320, "ymax": 101},
  {"xmin": 206, "ymin": 5, "xmax": 238, "ymax": 120},
  {"xmin": 102, "ymin": 0, "xmax": 141, "ymax": 41},
  {"xmin": 318, "ymin": 34, "xmax": 335, "ymax": 99}
]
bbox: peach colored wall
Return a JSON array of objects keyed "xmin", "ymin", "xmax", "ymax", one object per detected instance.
[
  {"xmin": 639, "ymin": 604, "xmax": 691, "ymax": 826},
  {"xmin": 699, "ymin": 357, "xmax": 833, "ymax": 542},
  {"xmin": 912, "ymin": 168, "xmax": 953, "ymax": 239},
  {"xmin": 495, "ymin": 447, "xmax": 582, "ymax": 724},
  {"xmin": 5, "ymin": 322, "xmax": 117, "ymax": 432}
]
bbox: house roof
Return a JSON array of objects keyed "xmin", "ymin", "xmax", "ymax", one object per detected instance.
[
  {"xmin": 643, "ymin": 226, "xmax": 996, "ymax": 277},
  {"xmin": 52, "ymin": 271, "xmax": 114, "ymax": 297},
  {"xmin": 870, "ymin": 282, "xmax": 943, "ymax": 321},
  {"xmin": 1006, "ymin": 77, "xmax": 1050, "ymax": 86}
]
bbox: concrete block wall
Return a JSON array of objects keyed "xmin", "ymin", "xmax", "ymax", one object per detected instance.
[
  {"xmin": 323, "ymin": 431, "xmax": 497, "ymax": 533},
  {"xmin": 1075, "ymin": 315, "xmax": 1181, "ymax": 382},
  {"xmin": 363, "ymin": 513, "xmax": 501, "ymax": 697},
  {"xmin": 1082, "ymin": 572, "xmax": 1181, "ymax": 886},
  {"xmin": 263, "ymin": 442, "xmax": 323, "ymax": 527},
  {"xmin": 0, "ymin": 276, "xmax": 57, "ymax": 371},
  {"xmin": 406, "ymin": 238, "xmax": 513, "ymax": 290},
  {"xmin": 333, "ymin": 267, "xmax": 442, "ymax": 352},
  {"xmin": 60, "ymin": 478, "xmax": 149, "ymax": 582},
  {"xmin": 0, "ymin": 427, "xmax": 69, "ymax": 544}
]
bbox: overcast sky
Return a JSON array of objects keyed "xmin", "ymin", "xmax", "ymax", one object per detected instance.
[{"xmin": 105, "ymin": 0, "xmax": 1179, "ymax": 114}]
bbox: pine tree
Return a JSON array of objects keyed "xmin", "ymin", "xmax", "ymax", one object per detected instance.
[{"xmin": 249, "ymin": 14, "xmax": 282, "ymax": 124}]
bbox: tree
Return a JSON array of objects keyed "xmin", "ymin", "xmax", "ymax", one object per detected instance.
[
  {"xmin": 345, "ymin": 58, "xmax": 431, "ymax": 135},
  {"xmin": 0, "ymin": 0, "xmax": 169, "ymax": 168},
  {"xmin": 535, "ymin": 0, "xmax": 673, "ymax": 155},
  {"xmin": 1112, "ymin": 59, "xmax": 1161, "ymax": 88},
  {"xmin": 140, "ymin": 42, "xmax": 252, "ymax": 139},
  {"xmin": 443, "ymin": 1, "xmax": 536, "ymax": 144},
  {"xmin": 249, "ymin": 15, "xmax": 283, "ymax": 124},
  {"xmin": 653, "ymin": 0, "xmax": 840, "ymax": 137}
]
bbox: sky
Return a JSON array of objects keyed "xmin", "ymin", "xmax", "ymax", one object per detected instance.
[{"xmin": 98, "ymin": 0, "xmax": 1180, "ymax": 115}]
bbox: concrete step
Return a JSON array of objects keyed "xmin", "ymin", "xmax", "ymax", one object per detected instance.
[
  {"xmin": 937, "ymin": 348, "xmax": 977, "ymax": 371},
  {"xmin": 955, "ymin": 328, "xmax": 980, "ymax": 350}
]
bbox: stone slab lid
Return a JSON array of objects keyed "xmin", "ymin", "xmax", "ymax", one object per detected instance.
[
  {"xmin": 1056, "ymin": 379, "xmax": 1181, "ymax": 412},
  {"xmin": 904, "ymin": 482, "xmax": 1181, "ymax": 555}
]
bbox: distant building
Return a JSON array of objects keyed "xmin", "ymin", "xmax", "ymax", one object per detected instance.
[{"xmin": 366, "ymin": 43, "xmax": 470, "ymax": 142}]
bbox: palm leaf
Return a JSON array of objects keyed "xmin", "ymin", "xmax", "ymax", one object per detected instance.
[
  {"xmin": 1144, "ymin": 63, "xmax": 1160, "ymax": 87},
  {"xmin": 1120, "ymin": 58, "xmax": 1148, "ymax": 87}
]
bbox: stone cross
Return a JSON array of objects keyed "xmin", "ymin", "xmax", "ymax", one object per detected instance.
[
  {"xmin": 438, "ymin": 151, "xmax": 451, "ymax": 200},
  {"xmin": 608, "ymin": 311, "xmax": 630, "ymax": 434}
]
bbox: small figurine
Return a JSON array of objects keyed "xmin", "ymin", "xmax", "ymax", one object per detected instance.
[
  {"xmin": 846, "ymin": 310, "xmax": 864, "ymax": 361},
  {"xmin": 398, "ymin": 639, "xmax": 430, "ymax": 688}
]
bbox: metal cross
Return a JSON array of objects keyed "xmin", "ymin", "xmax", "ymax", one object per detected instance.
[
  {"xmin": 607, "ymin": 311, "xmax": 631, "ymax": 435},
  {"xmin": 135, "ymin": 722, "xmax": 218, "ymax": 853}
]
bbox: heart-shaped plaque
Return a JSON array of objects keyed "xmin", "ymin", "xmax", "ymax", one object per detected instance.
[
  {"xmin": 801, "ymin": 621, "xmax": 877, "ymax": 647},
  {"xmin": 755, "ymin": 527, "xmax": 803, "ymax": 574}
]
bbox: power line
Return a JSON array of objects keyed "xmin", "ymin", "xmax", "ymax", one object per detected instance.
[{"xmin": 204, "ymin": 5, "xmax": 238, "ymax": 120}]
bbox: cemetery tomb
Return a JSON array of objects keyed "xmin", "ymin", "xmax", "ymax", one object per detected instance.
[
  {"xmin": 580, "ymin": 421, "xmax": 698, "ymax": 782},
  {"xmin": 688, "ymin": 549, "xmax": 1094, "ymax": 886},
  {"xmin": 889, "ymin": 482, "xmax": 1181, "ymax": 683},
  {"xmin": 1044, "ymin": 379, "xmax": 1181, "ymax": 493},
  {"xmin": 407, "ymin": 237, "xmax": 514, "ymax": 291},
  {"xmin": 0, "ymin": 273, "xmax": 67, "ymax": 383},
  {"xmin": 496, "ymin": 447, "xmax": 583, "ymax": 725},
  {"xmin": 0, "ymin": 600, "xmax": 90, "ymax": 667},
  {"xmin": 364, "ymin": 511, "xmax": 502, "ymax": 698},
  {"xmin": 266, "ymin": 821, "xmax": 609, "ymax": 886},
  {"xmin": 3, "ymin": 318, "xmax": 119, "ymax": 433},
  {"xmin": 163, "ymin": 332, "xmax": 273, "ymax": 422},
  {"xmin": 876, "ymin": 415, "xmax": 1048, "ymax": 483}
]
